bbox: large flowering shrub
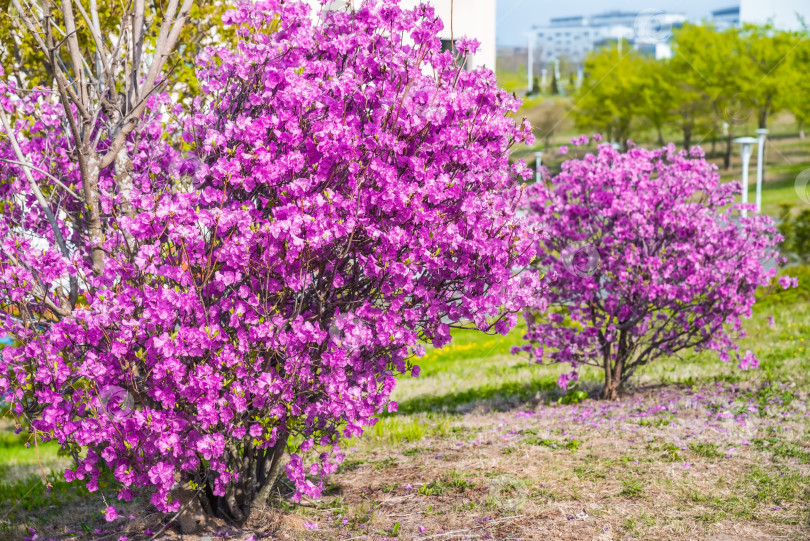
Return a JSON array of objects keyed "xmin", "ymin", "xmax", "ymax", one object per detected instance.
[
  {"xmin": 519, "ymin": 140, "xmax": 793, "ymax": 400},
  {"xmin": 0, "ymin": 0, "xmax": 538, "ymax": 521}
]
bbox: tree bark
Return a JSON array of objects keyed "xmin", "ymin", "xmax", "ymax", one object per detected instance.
[
  {"xmin": 601, "ymin": 341, "xmax": 627, "ymax": 400},
  {"xmin": 198, "ymin": 435, "xmax": 288, "ymax": 524},
  {"xmin": 82, "ymin": 154, "xmax": 106, "ymax": 276},
  {"xmin": 601, "ymin": 353, "xmax": 624, "ymax": 400},
  {"xmin": 683, "ymin": 128, "xmax": 692, "ymax": 151},
  {"xmin": 723, "ymin": 132, "xmax": 733, "ymax": 170},
  {"xmin": 759, "ymin": 108, "xmax": 768, "ymax": 130},
  {"xmin": 114, "ymin": 148, "xmax": 136, "ymax": 219},
  {"xmin": 601, "ymin": 378, "xmax": 621, "ymax": 400}
]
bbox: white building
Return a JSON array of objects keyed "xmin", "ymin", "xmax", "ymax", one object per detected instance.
[
  {"xmin": 710, "ymin": 6, "xmax": 740, "ymax": 31},
  {"xmin": 711, "ymin": 1, "xmax": 810, "ymax": 31},
  {"xmin": 740, "ymin": 0, "xmax": 810, "ymax": 31},
  {"xmin": 529, "ymin": 10, "xmax": 686, "ymax": 64},
  {"xmin": 422, "ymin": 0, "xmax": 496, "ymax": 71}
]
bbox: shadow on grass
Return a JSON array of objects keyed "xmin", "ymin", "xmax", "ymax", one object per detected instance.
[
  {"xmin": 394, "ymin": 378, "xmax": 564, "ymax": 415},
  {"xmin": 395, "ymin": 372, "xmax": 774, "ymax": 417}
]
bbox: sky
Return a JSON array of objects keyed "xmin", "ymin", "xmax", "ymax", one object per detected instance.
[{"xmin": 496, "ymin": 0, "xmax": 737, "ymax": 45}]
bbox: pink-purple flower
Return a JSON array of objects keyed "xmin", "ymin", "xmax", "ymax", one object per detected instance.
[
  {"xmin": 0, "ymin": 0, "xmax": 541, "ymax": 514},
  {"xmin": 519, "ymin": 143, "xmax": 789, "ymax": 397}
]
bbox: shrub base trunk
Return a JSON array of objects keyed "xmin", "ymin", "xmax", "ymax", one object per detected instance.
[
  {"xmin": 601, "ymin": 358, "xmax": 626, "ymax": 400},
  {"xmin": 195, "ymin": 435, "xmax": 288, "ymax": 525},
  {"xmin": 600, "ymin": 380, "xmax": 621, "ymax": 400}
]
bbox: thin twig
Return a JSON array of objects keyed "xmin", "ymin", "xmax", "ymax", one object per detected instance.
[
  {"xmin": 422, "ymin": 529, "xmax": 471, "ymax": 539},
  {"xmin": 0, "ymin": 158, "xmax": 82, "ymax": 200},
  {"xmin": 0, "ymin": 109, "xmax": 73, "ymax": 260}
]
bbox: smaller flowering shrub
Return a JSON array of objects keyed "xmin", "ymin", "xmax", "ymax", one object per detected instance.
[{"xmin": 518, "ymin": 138, "xmax": 794, "ymax": 399}]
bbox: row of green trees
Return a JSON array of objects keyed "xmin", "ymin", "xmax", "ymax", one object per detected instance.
[{"xmin": 573, "ymin": 24, "xmax": 810, "ymax": 166}]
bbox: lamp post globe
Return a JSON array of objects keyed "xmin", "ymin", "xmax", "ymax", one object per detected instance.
[{"xmin": 734, "ymin": 136, "xmax": 758, "ymax": 217}]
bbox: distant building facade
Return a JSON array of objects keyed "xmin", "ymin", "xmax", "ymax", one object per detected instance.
[
  {"xmin": 529, "ymin": 10, "xmax": 686, "ymax": 64},
  {"xmin": 710, "ymin": 6, "xmax": 740, "ymax": 30},
  {"xmin": 711, "ymin": 1, "xmax": 810, "ymax": 31}
]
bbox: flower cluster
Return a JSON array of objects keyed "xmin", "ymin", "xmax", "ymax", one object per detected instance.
[
  {"xmin": 518, "ymin": 142, "xmax": 791, "ymax": 399},
  {"xmin": 0, "ymin": 0, "xmax": 538, "ymax": 519}
]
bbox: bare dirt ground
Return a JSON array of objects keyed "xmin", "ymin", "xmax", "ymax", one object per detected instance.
[{"xmin": 34, "ymin": 381, "xmax": 806, "ymax": 541}]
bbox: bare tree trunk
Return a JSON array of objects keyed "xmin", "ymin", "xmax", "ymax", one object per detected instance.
[
  {"xmin": 250, "ymin": 437, "xmax": 288, "ymax": 513},
  {"xmin": 82, "ymin": 154, "xmax": 105, "ymax": 276},
  {"xmin": 197, "ymin": 435, "xmax": 289, "ymax": 524},
  {"xmin": 657, "ymin": 127, "xmax": 664, "ymax": 147},
  {"xmin": 114, "ymin": 148, "xmax": 135, "ymax": 219},
  {"xmin": 601, "ymin": 348, "xmax": 622, "ymax": 400},
  {"xmin": 723, "ymin": 132, "xmax": 733, "ymax": 170},
  {"xmin": 601, "ymin": 359, "xmax": 623, "ymax": 400},
  {"xmin": 683, "ymin": 127, "xmax": 692, "ymax": 151},
  {"xmin": 601, "ymin": 337, "xmax": 627, "ymax": 400},
  {"xmin": 759, "ymin": 108, "xmax": 768, "ymax": 130}
]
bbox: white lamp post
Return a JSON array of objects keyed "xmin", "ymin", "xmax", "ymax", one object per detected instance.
[
  {"xmin": 734, "ymin": 136, "xmax": 757, "ymax": 217},
  {"xmin": 527, "ymin": 32, "xmax": 534, "ymax": 93},
  {"xmin": 755, "ymin": 128, "xmax": 768, "ymax": 213},
  {"xmin": 534, "ymin": 151, "xmax": 544, "ymax": 183}
]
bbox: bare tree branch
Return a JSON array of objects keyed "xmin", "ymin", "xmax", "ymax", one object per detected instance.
[
  {"xmin": 0, "ymin": 159, "xmax": 82, "ymax": 200},
  {"xmin": 0, "ymin": 108, "xmax": 78, "ymax": 309}
]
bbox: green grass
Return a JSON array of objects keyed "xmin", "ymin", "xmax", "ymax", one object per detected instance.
[
  {"xmin": 527, "ymin": 437, "xmax": 580, "ymax": 453},
  {"xmin": 688, "ymin": 443, "xmax": 724, "ymax": 459},
  {"xmin": 2, "ymin": 269, "xmax": 810, "ymax": 539},
  {"xmin": 389, "ymin": 273, "xmax": 810, "ymax": 424},
  {"xmin": 751, "ymin": 438, "xmax": 810, "ymax": 464},
  {"xmin": 417, "ymin": 471, "xmax": 475, "ymax": 496},
  {"xmin": 619, "ymin": 478, "xmax": 646, "ymax": 499},
  {"xmin": 369, "ymin": 413, "xmax": 450, "ymax": 443}
]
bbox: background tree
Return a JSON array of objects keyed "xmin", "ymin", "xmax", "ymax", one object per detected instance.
[
  {"xmin": 572, "ymin": 46, "xmax": 643, "ymax": 147},
  {"xmin": 0, "ymin": 1, "xmax": 233, "ymax": 95},
  {"xmin": 550, "ymin": 70, "xmax": 560, "ymax": 95},
  {"xmin": 5, "ymin": 0, "xmax": 195, "ymax": 278},
  {"xmin": 526, "ymin": 98, "xmax": 567, "ymax": 150},
  {"xmin": 635, "ymin": 57, "xmax": 677, "ymax": 146},
  {"xmin": 519, "ymin": 140, "xmax": 791, "ymax": 399},
  {"xmin": 670, "ymin": 24, "xmax": 749, "ymax": 165},
  {"xmin": 777, "ymin": 204, "xmax": 810, "ymax": 264},
  {"xmin": 737, "ymin": 24, "xmax": 800, "ymax": 130},
  {"xmin": 784, "ymin": 38, "xmax": 810, "ymax": 139}
]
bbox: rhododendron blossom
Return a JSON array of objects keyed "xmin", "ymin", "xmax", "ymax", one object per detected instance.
[
  {"xmin": 518, "ymin": 142, "xmax": 791, "ymax": 400},
  {"xmin": 0, "ymin": 0, "xmax": 539, "ymax": 521}
]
